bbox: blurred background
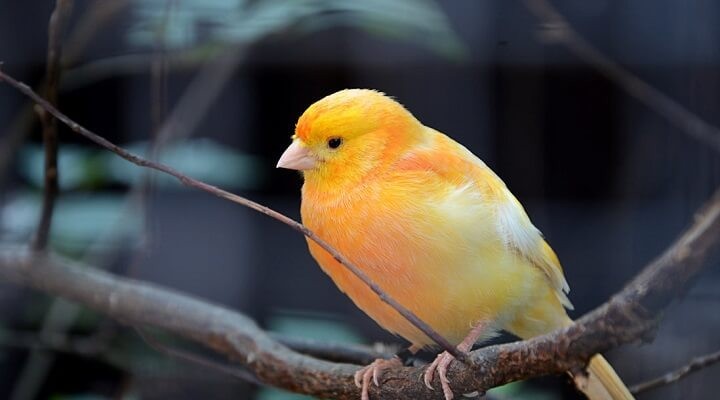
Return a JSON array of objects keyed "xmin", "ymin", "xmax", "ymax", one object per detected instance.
[{"xmin": 1, "ymin": 0, "xmax": 719, "ymax": 399}]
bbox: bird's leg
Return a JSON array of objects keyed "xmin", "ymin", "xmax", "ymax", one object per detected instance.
[
  {"xmin": 424, "ymin": 322, "xmax": 488, "ymax": 400},
  {"xmin": 354, "ymin": 344, "xmax": 421, "ymax": 400}
]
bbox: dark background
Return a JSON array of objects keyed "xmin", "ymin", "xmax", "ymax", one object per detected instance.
[{"xmin": 0, "ymin": 1, "xmax": 719, "ymax": 399}]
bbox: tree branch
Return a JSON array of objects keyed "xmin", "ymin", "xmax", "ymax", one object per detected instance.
[
  {"xmin": 0, "ymin": 68, "xmax": 464, "ymax": 362},
  {"xmin": 524, "ymin": 0, "xmax": 720, "ymax": 153},
  {"xmin": 630, "ymin": 349, "xmax": 720, "ymax": 394},
  {"xmin": 33, "ymin": 0, "xmax": 73, "ymax": 251},
  {"xmin": 0, "ymin": 248, "xmax": 363, "ymax": 398},
  {"xmin": 0, "ymin": 183, "xmax": 718, "ymax": 398}
]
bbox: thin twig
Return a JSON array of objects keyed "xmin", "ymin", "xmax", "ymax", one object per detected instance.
[
  {"xmin": 153, "ymin": 44, "xmax": 246, "ymax": 149},
  {"xmin": 13, "ymin": 3, "xmax": 73, "ymax": 400},
  {"xmin": 150, "ymin": 0, "xmax": 172, "ymax": 134},
  {"xmin": 32, "ymin": 0, "xmax": 73, "ymax": 251},
  {"xmin": 630, "ymin": 349, "xmax": 720, "ymax": 394},
  {"xmin": 0, "ymin": 0, "xmax": 129, "ymax": 187},
  {"xmin": 134, "ymin": 328, "xmax": 261, "ymax": 384},
  {"xmin": 62, "ymin": 0, "xmax": 132, "ymax": 68},
  {"xmin": 0, "ymin": 68, "xmax": 465, "ymax": 363},
  {"xmin": 139, "ymin": 5, "xmax": 243, "ymax": 274},
  {"xmin": 272, "ymin": 335, "xmax": 396, "ymax": 365},
  {"xmin": 524, "ymin": 0, "xmax": 720, "ymax": 153}
]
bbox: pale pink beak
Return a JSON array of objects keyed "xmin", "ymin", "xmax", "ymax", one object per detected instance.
[{"xmin": 276, "ymin": 140, "xmax": 317, "ymax": 170}]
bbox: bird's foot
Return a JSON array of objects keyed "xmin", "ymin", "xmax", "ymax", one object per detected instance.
[
  {"xmin": 423, "ymin": 351, "xmax": 458, "ymax": 400},
  {"xmin": 354, "ymin": 356, "xmax": 402, "ymax": 400}
]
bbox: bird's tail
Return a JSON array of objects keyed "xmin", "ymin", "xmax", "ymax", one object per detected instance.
[
  {"xmin": 573, "ymin": 354, "xmax": 634, "ymax": 400},
  {"xmin": 507, "ymin": 297, "xmax": 634, "ymax": 400}
]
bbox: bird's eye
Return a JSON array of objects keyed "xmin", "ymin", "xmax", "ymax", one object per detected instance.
[{"xmin": 327, "ymin": 137, "xmax": 343, "ymax": 149}]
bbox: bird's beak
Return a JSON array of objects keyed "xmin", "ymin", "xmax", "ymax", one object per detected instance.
[{"xmin": 276, "ymin": 140, "xmax": 317, "ymax": 170}]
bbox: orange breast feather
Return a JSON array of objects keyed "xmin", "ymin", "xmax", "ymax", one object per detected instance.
[{"xmin": 301, "ymin": 130, "xmax": 554, "ymax": 346}]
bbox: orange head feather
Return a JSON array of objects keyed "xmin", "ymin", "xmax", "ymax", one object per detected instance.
[{"xmin": 286, "ymin": 89, "xmax": 424, "ymax": 190}]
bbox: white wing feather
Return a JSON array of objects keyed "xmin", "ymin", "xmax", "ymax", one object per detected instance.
[{"xmin": 495, "ymin": 188, "xmax": 573, "ymax": 309}]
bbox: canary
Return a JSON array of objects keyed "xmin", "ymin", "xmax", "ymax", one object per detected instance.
[{"xmin": 277, "ymin": 89, "xmax": 633, "ymax": 400}]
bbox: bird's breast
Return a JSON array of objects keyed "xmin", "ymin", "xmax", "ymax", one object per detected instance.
[{"xmin": 300, "ymin": 177, "xmax": 539, "ymax": 347}]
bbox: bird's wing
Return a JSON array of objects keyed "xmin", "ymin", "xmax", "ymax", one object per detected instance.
[
  {"xmin": 398, "ymin": 130, "xmax": 573, "ymax": 309},
  {"xmin": 493, "ymin": 186, "xmax": 573, "ymax": 309}
]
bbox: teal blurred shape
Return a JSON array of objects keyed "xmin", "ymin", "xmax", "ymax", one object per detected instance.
[
  {"xmin": 256, "ymin": 388, "xmax": 316, "ymax": 400},
  {"xmin": 104, "ymin": 139, "xmax": 263, "ymax": 188},
  {"xmin": 127, "ymin": 0, "xmax": 468, "ymax": 60},
  {"xmin": 1, "ymin": 192, "xmax": 142, "ymax": 254},
  {"xmin": 486, "ymin": 380, "xmax": 557, "ymax": 400},
  {"xmin": 20, "ymin": 145, "xmax": 106, "ymax": 190},
  {"xmin": 266, "ymin": 310, "xmax": 365, "ymax": 344},
  {"xmin": 18, "ymin": 139, "xmax": 263, "ymax": 190}
]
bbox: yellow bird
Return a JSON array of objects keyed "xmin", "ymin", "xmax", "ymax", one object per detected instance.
[{"xmin": 277, "ymin": 89, "xmax": 633, "ymax": 400}]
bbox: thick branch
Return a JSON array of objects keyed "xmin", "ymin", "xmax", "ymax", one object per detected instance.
[
  {"xmin": 0, "ymin": 249, "xmax": 363, "ymax": 398},
  {"xmin": 0, "ymin": 68, "xmax": 463, "ymax": 362},
  {"xmin": 0, "ymin": 186, "xmax": 718, "ymax": 398}
]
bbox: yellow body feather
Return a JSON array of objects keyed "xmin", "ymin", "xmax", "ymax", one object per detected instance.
[{"xmin": 302, "ymin": 125, "xmax": 568, "ymax": 345}]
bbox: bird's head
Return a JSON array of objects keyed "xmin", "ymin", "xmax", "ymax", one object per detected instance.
[{"xmin": 277, "ymin": 89, "xmax": 422, "ymax": 186}]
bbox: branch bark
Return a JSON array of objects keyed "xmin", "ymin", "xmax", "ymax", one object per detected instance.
[{"xmin": 0, "ymin": 248, "xmax": 362, "ymax": 398}]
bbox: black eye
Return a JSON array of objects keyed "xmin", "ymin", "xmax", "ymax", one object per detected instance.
[{"xmin": 327, "ymin": 137, "xmax": 343, "ymax": 149}]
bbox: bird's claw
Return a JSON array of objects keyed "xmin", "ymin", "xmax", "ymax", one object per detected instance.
[
  {"xmin": 354, "ymin": 357, "xmax": 402, "ymax": 400},
  {"xmin": 423, "ymin": 351, "xmax": 457, "ymax": 400}
]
